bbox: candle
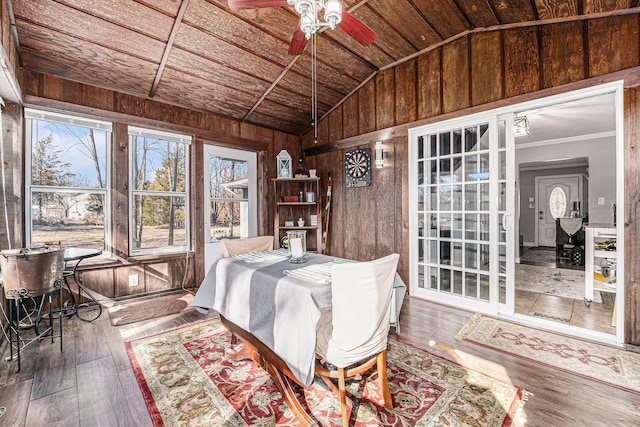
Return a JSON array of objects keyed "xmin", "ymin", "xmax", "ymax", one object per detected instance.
[{"xmin": 290, "ymin": 238, "xmax": 304, "ymax": 258}]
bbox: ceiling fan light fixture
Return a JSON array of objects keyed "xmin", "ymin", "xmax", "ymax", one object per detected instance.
[
  {"xmin": 513, "ymin": 115, "xmax": 530, "ymax": 137},
  {"xmin": 300, "ymin": 13, "xmax": 317, "ymax": 39},
  {"xmin": 324, "ymin": 0, "xmax": 342, "ymax": 29},
  {"xmin": 292, "ymin": 0, "xmax": 313, "ymax": 15}
]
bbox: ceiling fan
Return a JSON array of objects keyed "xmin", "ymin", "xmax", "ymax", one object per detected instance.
[{"xmin": 228, "ymin": 0, "xmax": 377, "ymax": 55}]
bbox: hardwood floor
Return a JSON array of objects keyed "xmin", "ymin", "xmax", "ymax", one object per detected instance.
[{"xmin": 1, "ymin": 295, "xmax": 639, "ymax": 426}]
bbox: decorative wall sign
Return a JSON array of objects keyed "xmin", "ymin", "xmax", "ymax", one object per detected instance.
[{"xmin": 345, "ymin": 148, "xmax": 371, "ymax": 187}]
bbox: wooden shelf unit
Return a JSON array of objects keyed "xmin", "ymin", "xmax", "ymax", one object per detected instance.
[
  {"xmin": 584, "ymin": 225, "xmax": 617, "ymax": 305},
  {"xmin": 273, "ymin": 178, "xmax": 322, "ymax": 253}
]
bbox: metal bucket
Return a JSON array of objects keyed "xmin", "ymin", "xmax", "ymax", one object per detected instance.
[{"xmin": 0, "ymin": 247, "xmax": 65, "ymax": 299}]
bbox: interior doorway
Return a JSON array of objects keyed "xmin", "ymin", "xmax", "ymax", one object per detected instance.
[{"xmin": 514, "ymin": 89, "xmax": 620, "ymax": 340}]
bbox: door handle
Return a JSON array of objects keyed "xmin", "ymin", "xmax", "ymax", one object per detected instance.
[
  {"xmin": 539, "ymin": 211, "xmax": 543, "ymax": 220},
  {"xmin": 502, "ymin": 213, "xmax": 512, "ymax": 231}
]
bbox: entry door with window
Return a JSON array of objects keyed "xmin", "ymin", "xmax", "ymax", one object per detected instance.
[
  {"xmin": 536, "ymin": 175, "xmax": 581, "ymax": 247},
  {"xmin": 410, "ymin": 116, "xmax": 514, "ymax": 313},
  {"xmin": 203, "ymin": 145, "xmax": 257, "ymax": 271}
]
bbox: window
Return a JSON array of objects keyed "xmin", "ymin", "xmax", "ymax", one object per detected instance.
[
  {"xmin": 26, "ymin": 109, "xmax": 111, "ymax": 250},
  {"xmin": 129, "ymin": 127, "xmax": 191, "ymax": 254},
  {"xmin": 208, "ymin": 155, "xmax": 250, "ymax": 240},
  {"xmin": 549, "ymin": 186, "xmax": 567, "ymax": 220}
]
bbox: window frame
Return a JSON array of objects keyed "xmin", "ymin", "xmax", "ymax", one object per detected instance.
[
  {"xmin": 128, "ymin": 126, "xmax": 191, "ymax": 256},
  {"xmin": 25, "ymin": 108, "xmax": 112, "ymax": 253}
]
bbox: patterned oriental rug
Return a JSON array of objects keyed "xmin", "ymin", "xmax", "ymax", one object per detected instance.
[
  {"xmin": 457, "ymin": 314, "xmax": 640, "ymax": 394},
  {"xmin": 126, "ymin": 318, "xmax": 529, "ymax": 426}
]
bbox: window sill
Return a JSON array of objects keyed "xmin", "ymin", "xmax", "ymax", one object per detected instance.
[{"xmin": 125, "ymin": 251, "xmax": 194, "ymax": 264}]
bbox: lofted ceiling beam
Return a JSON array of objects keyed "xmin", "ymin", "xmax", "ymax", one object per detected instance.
[
  {"xmin": 149, "ymin": 0, "xmax": 191, "ymax": 98},
  {"xmin": 241, "ymin": 0, "xmax": 372, "ymax": 123}
]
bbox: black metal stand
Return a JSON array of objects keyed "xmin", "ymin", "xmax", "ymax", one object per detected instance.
[
  {"xmin": 61, "ymin": 248, "xmax": 103, "ymax": 322},
  {"xmin": 6, "ymin": 281, "xmax": 64, "ymax": 371}
]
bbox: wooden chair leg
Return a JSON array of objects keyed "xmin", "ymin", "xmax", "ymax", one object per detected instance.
[
  {"xmin": 338, "ymin": 368, "xmax": 349, "ymax": 427},
  {"xmin": 377, "ymin": 351, "xmax": 393, "ymax": 410}
]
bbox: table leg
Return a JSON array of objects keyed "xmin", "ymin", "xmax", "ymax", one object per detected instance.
[
  {"xmin": 266, "ymin": 361, "xmax": 319, "ymax": 427},
  {"xmin": 64, "ymin": 262, "xmax": 102, "ymax": 322},
  {"xmin": 220, "ymin": 317, "xmax": 318, "ymax": 427}
]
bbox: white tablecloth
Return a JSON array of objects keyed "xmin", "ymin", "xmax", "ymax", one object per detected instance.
[{"xmin": 191, "ymin": 250, "xmax": 406, "ymax": 386}]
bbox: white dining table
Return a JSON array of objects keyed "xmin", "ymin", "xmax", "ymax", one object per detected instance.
[
  {"xmin": 191, "ymin": 249, "xmax": 406, "ymax": 385},
  {"xmin": 191, "ymin": 249, "xmax": 406, "ymax": 426}
]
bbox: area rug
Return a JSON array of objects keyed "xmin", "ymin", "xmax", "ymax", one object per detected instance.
[
  {"xmin": 515, "ymin": 263, "xmax": 602, "ymax": 303},
  {"xmin": 126, "ymin": 318, "xmax": 529, "ymax": 426},
  {"xmin": 456, "ymin": 313, "xmax": 640, "ymax": 394},
  {"xmin": 109, "ymin": 293, "xmax": 194, "ymax": 326}
]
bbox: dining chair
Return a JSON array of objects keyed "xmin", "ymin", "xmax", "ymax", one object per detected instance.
[
  {"xmin": 220, "ymin": 235, "xmax": 274, "ymax": 257},
  {"xmin": 315, "ymin": 253, "xmax": 400, "ymax": 427}
]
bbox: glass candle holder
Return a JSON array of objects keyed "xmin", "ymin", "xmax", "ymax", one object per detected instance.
[{"xmin": 287, "ymin": 230, "xmax": 307, "ymax": 263}]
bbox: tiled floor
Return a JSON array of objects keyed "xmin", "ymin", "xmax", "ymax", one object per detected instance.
[{"xmin": 517, "ymin": 247, "xmax": 616, "ymax": 334}]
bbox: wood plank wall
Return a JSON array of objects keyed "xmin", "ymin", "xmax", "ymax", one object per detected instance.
[
  {"xmin": 302, "ymin": 14, "xmax": 640, "ymax": 345},
  {"xmin": 15, "ymin": 70, "xmax": 299, "ymax": 298}
]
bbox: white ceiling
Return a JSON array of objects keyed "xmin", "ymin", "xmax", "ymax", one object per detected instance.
[{"xmin": 516, "ymin": 92, "xmax": 616, "ymax": 145}]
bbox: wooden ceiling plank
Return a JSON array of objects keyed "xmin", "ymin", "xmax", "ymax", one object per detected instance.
[
  {"xmin": 346, "ymin": 4, "xmax": 419, "ymax": 60},
  {"xmin": 452, "ymin": 0, "xmax": 501, "ymax": 27},
  {"xmin": 56, "ymin": 0, "xmax": 176, "ymax": 39},
  {"xmin": 150, "ymin": 0, "xmax": 191, "ymax": 97},
  {"xmin": 21, "ymin": 46, "xmax": 155, "ymax": 98},
  {"xmin": 174, "ymin": 24, "xmax": 285, "ymax": 80},
  {"xmin": 533, "ymin": 0, "xmax": 579, "ymax": 19},
  {"xmin": 367, "ymin": 0, "xmax": 442, "ymax": 50},
  {"xmin": 243, "ymin": 58, "xmax": 300, "ymax": 121},
  {"xmin": 266, "ymin": 85, "xmax": 334, "ymax": 113},
  {"xmin": 18, "ymin": 23, "xmax": 158, "ymax": 96},
  {"xmin": 290, "ymin": 54, "xmax": 364, "ymax": 96},
  {"xmin": 166, "ymin": 49, "xmax": 272, "ymax": 94},
  {"xmin": 243, "ymin": 110, "xmax": 309, "ymax": 135},
  {"xmin": 134, "ymin": 0, "xmax": 183, "ymax": 15},
  {"xmin": 311, "ymin": 31, "xmax": 378, "ymax": 79},
  {"xmin": 12, "ymin": 1, "xmax": 166, "ymax": 61},
  {"xmin": 208, "ymin": 0, "xmax": 301, "ymax": 41},
  {"xmin": 485, "ymin": 0, "xmax": 538, "ymax": 23},
  {"xmin": 182, "ymin": 0, "xmax": 293, "ymax": 66},
  {"xmin": 277, "ymin": 72, "xmax": 345, "ymax": 107},
  {"xmin": 409, "ymin": 0, "xmax": 471, "ymax": 38},
  {"xmin": 154, "ymin": 68, "xmax": 259, "ymax": 116},
  {"xmin": 322, "ymin": 26, "xmax": 395, "ymax": 68},
  {"xmin": 583, "ymin": 0, "xmax": 633, "ymax": 14}
]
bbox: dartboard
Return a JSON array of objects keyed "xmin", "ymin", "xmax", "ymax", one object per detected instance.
[{"xmin": 345, "ymin": 148, "xmax": 371, "ymax": 187}]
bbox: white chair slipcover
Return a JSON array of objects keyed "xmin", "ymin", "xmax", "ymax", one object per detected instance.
[
  {"xmin": 316, "ymin": 253, "xmax": 400, "ymax": 368},
  {"xmin": 220, "ymin": 236, "xmax": 274, "ymax": 257}
]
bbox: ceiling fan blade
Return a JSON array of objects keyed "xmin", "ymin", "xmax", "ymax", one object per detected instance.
[
  {"xmin": 288, "ymin": 25, "xmax": 307, "ymax": 56},
  {"xmin": 339, "ymin": 10, "xmax": 376, "ymax": 46},
  {"xmin": 228, "ymin": 0, "xmax": 289, "ymax": 10}
]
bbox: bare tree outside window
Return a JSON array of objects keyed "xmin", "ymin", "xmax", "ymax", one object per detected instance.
[
  {"xmin": 209, "ymin": 156, "xmax": 248, "ymax": 240},
  {"xmin": 130, "ymin": 129, "xmax": 189, "ymax": 252},
  {"xmin": 27, "ymin": 111, "xmax": 110, "ymax": 250}
]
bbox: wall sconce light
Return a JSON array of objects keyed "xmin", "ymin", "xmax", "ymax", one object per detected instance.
[
  {"xmin": 513, "ymin": 114, "xmax": 530, "ymax": 137},
  {"xmin": 375, "ymin": 141, "xmax": 385, "ymax": 168}
]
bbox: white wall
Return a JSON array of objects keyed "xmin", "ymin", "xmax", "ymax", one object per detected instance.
[
  {"xmin": 519, "ymin": 166, "xmax": 588, "ymax": 243},
  {"xmin": 516, "ymin": 136, "xmax": 616, "ymax": 246}
]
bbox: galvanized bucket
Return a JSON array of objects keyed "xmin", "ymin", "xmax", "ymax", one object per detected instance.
[{"xmin": 0, "ymin": 247, "xmax": 65, "ymax": 299}]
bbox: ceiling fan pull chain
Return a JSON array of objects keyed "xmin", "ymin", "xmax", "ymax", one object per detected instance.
[{"xmin": 312, "ymin": 32, "xmax": 318, "ymax": 144}]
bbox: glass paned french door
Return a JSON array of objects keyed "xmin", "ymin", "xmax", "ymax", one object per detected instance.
[{"xmin": 412, "ymin": 115, "xmax": 514, "ymax": 312}]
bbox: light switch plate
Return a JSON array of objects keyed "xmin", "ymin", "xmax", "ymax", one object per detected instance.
[{"xmin": 598, "ymin": 197, "xmax": 605, "ymax": 205}]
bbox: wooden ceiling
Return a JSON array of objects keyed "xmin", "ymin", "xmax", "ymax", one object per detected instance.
[{"xmin": 10, "ymin": 0, "xmax": 640, "ymax": 136}]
